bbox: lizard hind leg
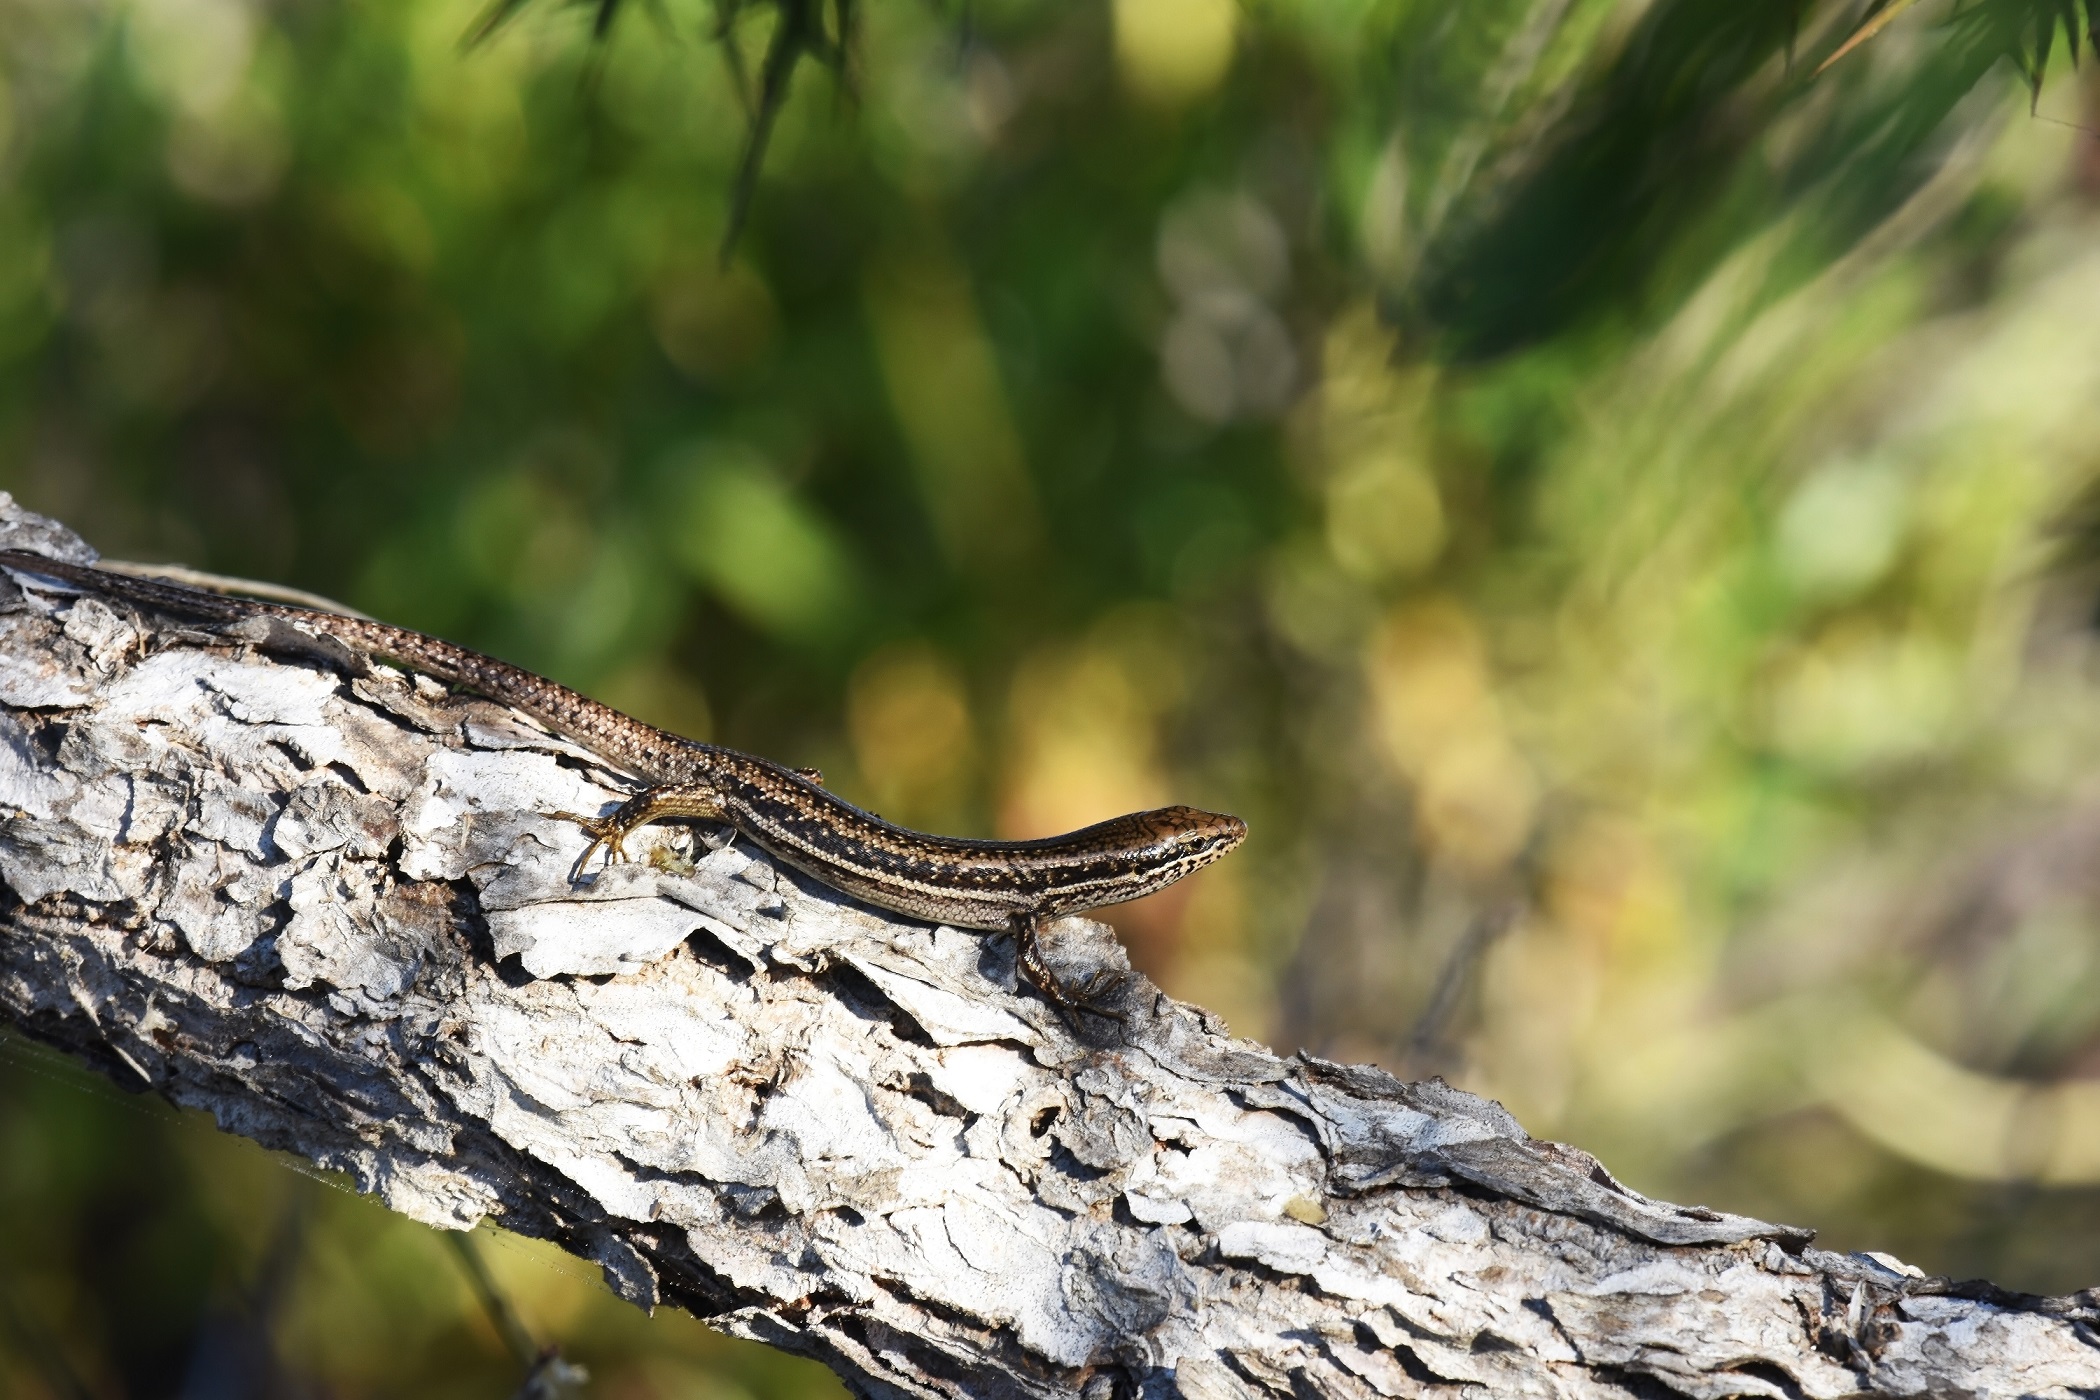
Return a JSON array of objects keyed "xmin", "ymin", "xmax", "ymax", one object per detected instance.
[{"xmin": 561, "ymin": 784, "xmax": 727, "ymax": 873}]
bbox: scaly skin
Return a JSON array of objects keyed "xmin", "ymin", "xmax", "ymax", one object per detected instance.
[{"xmin": 0, "ymin": 550, "xmax": 1248, "ymax": 1014}]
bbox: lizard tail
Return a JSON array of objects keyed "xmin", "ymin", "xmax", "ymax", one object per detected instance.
[{"xmin": 0, "ymin": 549, "xmax": 694, "ymax": 783}]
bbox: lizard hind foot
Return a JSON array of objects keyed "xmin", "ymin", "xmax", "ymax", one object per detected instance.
[
  {"xmin": 558, "ymin": 784, "xmax": 728, "ymax": 879},
  {"xmin": 556, "ymin": 809, "xmax": 632, "ymax": 874}
]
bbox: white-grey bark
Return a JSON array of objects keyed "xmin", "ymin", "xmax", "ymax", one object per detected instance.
[{"xmin": 0, "ymin": 496, "xmax": 2094, "ymax": 1399}]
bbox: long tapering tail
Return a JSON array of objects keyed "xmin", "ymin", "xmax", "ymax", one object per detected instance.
[{"xmin": 0, "ymin": 549, "xmax": 696, "ymax": 783}]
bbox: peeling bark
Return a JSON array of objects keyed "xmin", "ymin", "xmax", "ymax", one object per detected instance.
[{"xmin": 0, "ymin": 498, "xmax": 2095, "ymax": 1399}]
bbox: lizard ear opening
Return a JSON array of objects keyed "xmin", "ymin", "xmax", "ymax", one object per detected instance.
[{"xmin": 794, "ymin": 767, "xmax": 825, "ymax": 786}]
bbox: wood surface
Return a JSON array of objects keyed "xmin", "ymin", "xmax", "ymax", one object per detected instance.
[{"xmin": 0, "ymin": 497, "xmax": 2093, "ymax": 1398}]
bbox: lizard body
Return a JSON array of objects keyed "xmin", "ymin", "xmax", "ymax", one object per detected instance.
[{"xmin": 0, "ymin": 550, "xmax": 1246, "ymax": 1012}]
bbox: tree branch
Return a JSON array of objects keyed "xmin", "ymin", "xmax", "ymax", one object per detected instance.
[{"xmin": 0, "ymin": 498, "xmax": 2094, "ymax": 1397}]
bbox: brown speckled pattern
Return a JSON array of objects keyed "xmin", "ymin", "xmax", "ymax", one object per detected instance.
[{"xmin": 0, "ymin": 551, "xmax": 1248, "ymax": 955}]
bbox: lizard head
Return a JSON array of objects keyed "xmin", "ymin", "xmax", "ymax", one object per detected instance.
[
  {"xmin": 1009, "ymin": 803, "xmax": 1251, "ymax": 914},
  {"xmin": 1146, "ymin": 805, "xmax": 1249, "ymax": 867},
  {"xmin": 1083, "ymin": 806, "xmax": 1246, "ymax": 899}
]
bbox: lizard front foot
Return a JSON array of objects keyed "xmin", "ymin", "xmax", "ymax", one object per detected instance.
[{"xmin": 1011, "ymin": 914, "xmax": 1129, "ymax": 1027}]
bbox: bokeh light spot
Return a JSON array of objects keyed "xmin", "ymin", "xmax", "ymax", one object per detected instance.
[{"xmin": 1113, "ymin": 0, "xmax": 1237, "ymax": 107}]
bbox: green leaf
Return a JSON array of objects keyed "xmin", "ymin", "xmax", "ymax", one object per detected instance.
[{"xmin": 1815, "ymin": 0, "xmax": 1926, "ymax": 75}]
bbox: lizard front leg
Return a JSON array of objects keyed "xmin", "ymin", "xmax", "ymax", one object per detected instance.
[
  {"xmin": 1010, "ymin": 912, "xmax": 1126, "ymax": 1024},
  {"xmin": 565, "ymin": 784, "xmax": 727, "ymax": 870}
]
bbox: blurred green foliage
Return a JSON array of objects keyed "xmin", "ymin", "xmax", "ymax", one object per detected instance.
[{"xmin": 10, "ymin": 0, "xmax": 2100, "ymax": 1391}]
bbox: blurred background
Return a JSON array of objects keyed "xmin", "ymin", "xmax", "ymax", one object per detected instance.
[{"xmin": 8, "ymin": 0, "xmax": 2100, "ymax": 1392}]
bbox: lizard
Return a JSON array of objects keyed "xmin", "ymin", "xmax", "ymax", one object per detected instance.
[{"xmin": 0, "ymin": 549, "xmax": 1247, "ymax": 1015}]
